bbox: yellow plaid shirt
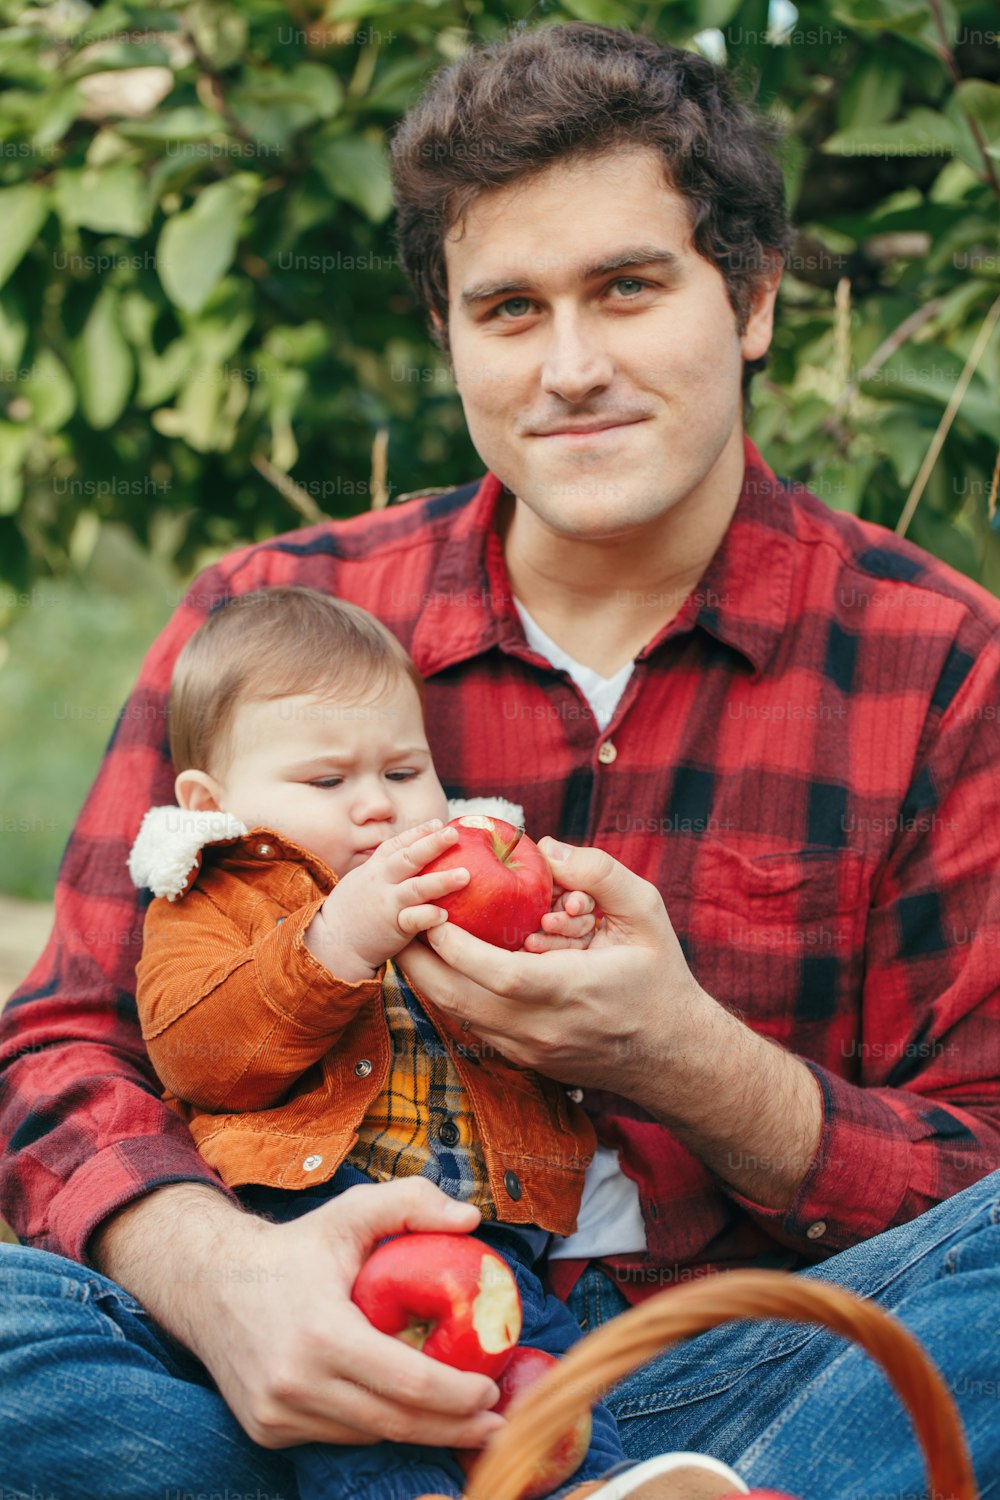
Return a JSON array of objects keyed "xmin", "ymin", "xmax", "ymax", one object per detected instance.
[{"xmin": 344, "ymin": 960, "xmax": 497, "ymax": 1217}]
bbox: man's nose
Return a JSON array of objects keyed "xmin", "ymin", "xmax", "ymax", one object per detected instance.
[{"xmin": 539, "ymin": 311, "xmax": 614, "ymax": 404}]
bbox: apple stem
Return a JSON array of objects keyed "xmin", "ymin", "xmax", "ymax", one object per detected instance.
[{"xmin": 497, "ymin": 825, "xmax": 525, "ymax": 863}]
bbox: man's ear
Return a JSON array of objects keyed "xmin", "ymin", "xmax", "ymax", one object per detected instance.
[
  {"xmin": 739, "ymin": 261, "xmax": 783, "ymax": 364},
  {"xmin": 175, "ymin": 769, "xmax": 226, "ymax": 813},
  {"xmin": 429, "ymin": 309, "xmax": 453, "ymax": 367}
]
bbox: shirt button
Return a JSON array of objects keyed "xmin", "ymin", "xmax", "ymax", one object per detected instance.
[
  {"xmin": 598, "ymin": 741, "xmax": 618, "ymax": 765},
  {"xmin": 806, "ymin": 1221, "xmax": 827, "ymax": 1240},
  {"xmin": 302, "ymin": 1154, "xmax": 323, "ymax": 1171},
  {"xmin": 503, "ymin": 1169, "xmax": 522, "ymax": 1201},
  {"xmin": 567, "ymin": 1087, "xmax": 584, "ymax": 1103},
  {"xmin": 255, "ymin": 842, "xmax": 276, "ymax": 858},
  {"xmin": 438, "ymin": 1120, "xmax": 459, "ymax": 1147},
  {"xmin": 354, "ymin": 1059, "xmax": 373, "ymax": 1077}
]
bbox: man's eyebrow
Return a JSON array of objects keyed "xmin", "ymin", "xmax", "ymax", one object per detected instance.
[{"xmin": 459, "ymin": 246, "xmax": 683, "ymax": 310}]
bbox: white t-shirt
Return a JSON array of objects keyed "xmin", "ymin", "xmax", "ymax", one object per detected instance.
[{"xmin": 512, "ymin": 598, "xmax": 647, "ymax": 1257}]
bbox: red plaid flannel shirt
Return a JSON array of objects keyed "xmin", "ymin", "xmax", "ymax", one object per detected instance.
[{"xmin": 3, "ymin": 437, "xmax": 1000, "ymax": 1292}]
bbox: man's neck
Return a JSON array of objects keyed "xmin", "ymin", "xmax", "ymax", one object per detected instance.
[{"xmin": 500, "ymin": 442, "xmax": 746, "ymax": 678}]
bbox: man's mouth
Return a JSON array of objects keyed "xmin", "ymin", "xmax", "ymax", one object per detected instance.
[{"xmin": 531, "ymin": 418, "xmax": 646, "ymax": 440}]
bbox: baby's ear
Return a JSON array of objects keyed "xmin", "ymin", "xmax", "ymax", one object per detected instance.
[{"xmin": 175, "ymin": 769, "xmax": 225, "ymax": 813}]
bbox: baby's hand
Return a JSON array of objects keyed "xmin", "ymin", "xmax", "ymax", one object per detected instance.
[
  {"xmin": 520, "ymin": 888, "xmax": 598, "ymax": 953},
  {"xmin": 304, "ymin": 821, "xmax": 470, "ymax": 981}
]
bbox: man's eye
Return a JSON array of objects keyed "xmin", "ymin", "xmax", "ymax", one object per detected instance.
[
  {"xmin": 492, "ymin": 297, "xmax": 533, "ymax": 319},
  {"xmin": 610, "ymin": 278, "xmax": 648, "ymax": 297}
]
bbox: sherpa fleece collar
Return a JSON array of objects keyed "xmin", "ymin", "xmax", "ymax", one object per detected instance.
[{"xmin": 128, "ymin": 796, "xmax": 527, "ymax": 901}]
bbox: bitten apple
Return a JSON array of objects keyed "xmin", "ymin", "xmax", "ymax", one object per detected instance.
[
  {"xmin": 351, "ymin": 1231, "xmax": 522, "ymax": 1380},
  {"xmin": 420, "ymin": 815, "xmax": 553, "ymax": 951},
  {"xmin": 454, "ymin": 1346, "xmax": 592, "ymax": 1500}
]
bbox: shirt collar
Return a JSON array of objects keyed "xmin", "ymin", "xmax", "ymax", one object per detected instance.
[{"xmin": 409, "ymin": 435, "xmax": 795, "ymax": 681}]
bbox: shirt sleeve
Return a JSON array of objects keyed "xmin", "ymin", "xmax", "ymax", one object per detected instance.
[
  {"xmin": 726, "ymin": 625, "xmax": 1000, "ymax": 1254},
  {"xmin": 137, "ymin": 889, "xmax": 382, "ymax": 1112},
  {"xmin": 0, "ymin": 556, "xmax": 280, "ymax": 1265}
]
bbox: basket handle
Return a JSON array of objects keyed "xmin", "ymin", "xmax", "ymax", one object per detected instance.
[{"xmin": 422, "ymin": 1268, "xmax": 977, "ymax": 1500}]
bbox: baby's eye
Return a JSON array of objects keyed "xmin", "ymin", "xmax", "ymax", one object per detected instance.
[
  {"xmin": 309, "ymin": 777, "xmax": 342, "ymax": 789},
  {"xmin": 386, "ymin": 770, "xmax": 419, "ymax": 782}
]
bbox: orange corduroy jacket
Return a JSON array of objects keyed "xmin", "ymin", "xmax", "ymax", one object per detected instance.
[{"xmin": 132, "ymin": 818, "xmax": 596, "ymax": 1235}]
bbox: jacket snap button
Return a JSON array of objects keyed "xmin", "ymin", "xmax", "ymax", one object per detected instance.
[
  {"xmin": 438, "ymin": 1120, "xmax": 459, "ymax": 1147},
  {"xmin": 302, "ymin": 1154, "xmax": 323, "ymax": 1171},
  {"xmin": 354, "ymin": 1058, "xmax": 373, "ymax": 1077},
  {"xmin": 806, "ymin": 1220, "xmax": 827, "ymax": 1240},
  {"xmin": 597, "ymin": 741, "xmax": 617, "ymax": 765},
  {"xmin": 256, "ymin": 842, "xmax": 276, "ymax": 858},
  {"xmin": 567, "ymin": 1087, "xmax": 584, "ymax": 1103},
  {"xmin": 503, "ymin": 1169, "xmax": 522, "ymax": 1201}
]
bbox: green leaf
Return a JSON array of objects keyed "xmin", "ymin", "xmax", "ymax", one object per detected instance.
[
  {"xmin": 54, "ymin": 162, "xmax": 149, "ymax": 236},
  {"xmin": 0, "ymin": 185, "xmax": 49, "ymax": 290},
  {"xmin": 836, "ymin": 56, "xmax": 903, "ymax": 130},
  {"xmin": 823, "ymin": 111, "xmax": 960, "ymax": 158},
  {"xmin": 67, "ymin": 39, "xmax": 176, "ymax": 76},
  {"xmin": 862, "ymin": 347, "xmax": 1000, "ymax": 442},
  {"xmin": 0, "ymin": 296, "xmax": 28, "ymax": 373},
  {"xmin": 0, "ymin": 422, "xmax": 30, "ymax": 515},
  {"xmin": 184, "ymin": 1, "xmax": 249, "ymax": 70},
  {"xmin": 559, "ymin": 0, "xmax": 637, "ymax": 22},
  {"xmin": 117, "ymin": 106, "xmax": 223, "ymax": 142},
  {"xmin": 135, "ymin": 337, "xmax": 193, "ymax": 408},
  {"xmin": 157, "ymin": 177, "xmax": 256, "ymax": 315},
  {"xmin": 19, "ymin": 349, "xmax": 76, "ymax": 433},
  {"xmin": 230, "ymin": 63, "xmax": 343, "ymax": 149},
  {"xmin": 953, "ymin": 81, "xmax": 1000, "ymax": 146},
  {"xmin": 829, "ymin": 0, "xmax": 936, "ymax": 37},
  {"xmin": 74, "ymin": 288, "xmax": 133, "ymax": 429},
  {"xmin": 695, "ymin": 0, "xmax": 742, "ymax": 28},
  {"xmin": 314, "ymin": 135, "xmax": 392, "ymax": 222}
]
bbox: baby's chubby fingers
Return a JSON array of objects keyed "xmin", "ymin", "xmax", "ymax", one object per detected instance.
[
  {"xmin": 397, "ymin": 904, "xmax": 450, "ymax": 937},
  {"xmin": 540, "ymin": 908, "xmax": 596, "ymax": 939},
  {"xmin": 552, "ymin": 889, "xmax": 596, "ymax": 918},
  {"xmin": 381, "ymin": 820, "xmax": 466, "ymax": 875}
]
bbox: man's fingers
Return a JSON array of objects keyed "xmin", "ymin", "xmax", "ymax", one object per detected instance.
[
  {"xmin": 321, "ymin": 1175, "xmax": 482, "ymax": 1251},
  {"xmin": 522, "ymin": 931, "xmax": 593, "ymax": 953},
  {"xmin": 539, "ymin": 838, "xmax": 662, "ymax": 926}
]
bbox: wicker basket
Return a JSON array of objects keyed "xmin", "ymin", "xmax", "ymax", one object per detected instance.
[{"xmin": 416, "ymin": 1268, "xmax": 978, "ymax": 1500}]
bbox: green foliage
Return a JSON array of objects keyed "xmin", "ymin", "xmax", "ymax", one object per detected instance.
[{"xmin": 0, "ymin": 0, "xmax": 997, "ymax": 594}]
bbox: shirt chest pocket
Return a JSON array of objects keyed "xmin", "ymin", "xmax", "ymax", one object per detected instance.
[{"xmin": 667, "ymin": 839, "xmax": 871, "ymax": 1048}]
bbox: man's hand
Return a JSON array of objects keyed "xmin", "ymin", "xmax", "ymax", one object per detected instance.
[
  {"xmin": 398, "ymin": 838, "xmax": 823, "ymax": 1209},
  {"xmin": 304, "ymin": 820, "xmax": 471, "ymax": 981},
  {"xmin": 399, "ymin": 837, "xmax": 696, "ymax": 1097},
  {"xmin": 91, "ymin": 1179, "xmax": 507, "ymax": 1450}
]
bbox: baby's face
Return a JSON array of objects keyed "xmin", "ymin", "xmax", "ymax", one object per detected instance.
[{"xmin": 210, "ymin": 677, "xmax": 450, "ymax": 876}]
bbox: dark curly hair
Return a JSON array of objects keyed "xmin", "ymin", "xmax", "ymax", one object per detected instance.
[{"xmin": 389, "ymin": 23, "xmax": 793, "ymax": 396}]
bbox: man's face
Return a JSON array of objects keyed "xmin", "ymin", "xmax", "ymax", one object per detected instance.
[
  {"xmin": 440, "ymin": 147, "xmax": 778, "ymax": 540},
  {"xmin": 197, "ymin": 679, "xmax": 449, "ymax": 877}
]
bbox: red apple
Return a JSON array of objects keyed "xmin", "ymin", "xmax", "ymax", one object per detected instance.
[
  {"xmin": 454, "ymin": 1345, "xmax": 592, "ymax": 1500},
  {"xmin": 421, "ymin": 815, "xmax": 553, "ymax": 951},
  {"xmin": 351, "ymin": 1231, "xmax": 522, "ymax": 1379}
]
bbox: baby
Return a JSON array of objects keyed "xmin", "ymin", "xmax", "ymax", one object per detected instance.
[{"xmin": 128, "ymin": 585, "xmax": 624, "ymax": 1500}]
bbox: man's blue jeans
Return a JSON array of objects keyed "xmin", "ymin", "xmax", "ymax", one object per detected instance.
[{"xmin": 1, "ymin": 1171, "xmax": 998, "ymax": 1500}]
